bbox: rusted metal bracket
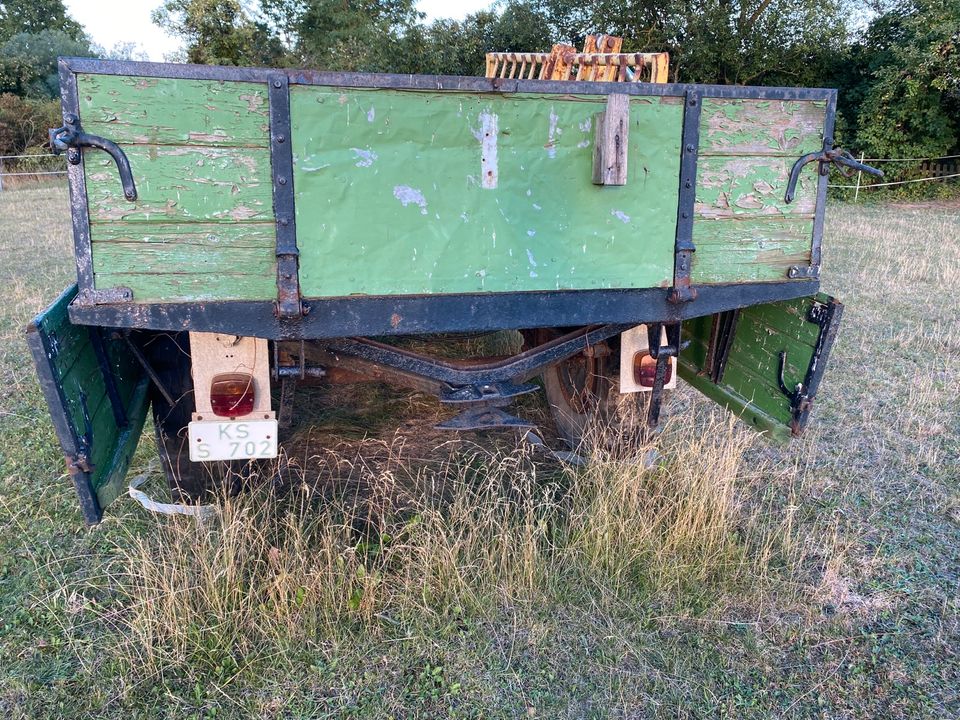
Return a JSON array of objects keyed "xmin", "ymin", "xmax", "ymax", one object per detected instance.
[
  {"xmin": 268, "ymin": 74, "xmax": 304, "ymax": 318},
  {"xmin": 784, "ymin": 143, "xmax": 882, "ymax": 203},
  {"xmin": 67, "ymin": 453, "xmax": 94, "ymax": 476},
  {"xmin": 645, "ymin": 322, "xmax": 682, "ymax": 426},
  {"xmin": 74, "ymin": 286, "xmax": 133, "ymax": 306},
  {"xmin": 49, "ymin": 114, "xmax": 137, "ymax": 201},
  {"xmin": 669, "ymin": 90, "xmax": 701, "ymax": 305}
]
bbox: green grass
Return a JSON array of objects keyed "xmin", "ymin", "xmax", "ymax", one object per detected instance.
[{"xmin": 0, "ymin": 183, "xmax": 958, "ymax": 718}]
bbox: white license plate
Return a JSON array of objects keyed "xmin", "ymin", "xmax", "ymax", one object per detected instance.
[{"xmin": 188, "ymin": 419, "xmax": 278, "ymax": 462}]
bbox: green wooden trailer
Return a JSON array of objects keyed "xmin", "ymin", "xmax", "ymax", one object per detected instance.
[{"xmin": 26, "ymin": 57, "xmax": 877, "ymax": 524}]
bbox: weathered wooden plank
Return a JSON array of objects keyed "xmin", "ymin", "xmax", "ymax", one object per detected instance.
[
  {"xmin": 90, "ymin": 222, "xmax": 275, "ymax": 248},
  {"xmin": 92, "ymin": 241, "xmax": 277, "ymax": 276},
  {"xmin": 94, "ymin": 271, "xmax": 277, "ymax": 302},
  {"xmin": 592, "ymin": 94, "xmax": 629, "ymax": 185},
  {"xmin": 699, "ymin": 98, "xmax": 825, "ymax": 157},
  {"xmin": 692, "ymin": 218, "xmax": 812, "ymax": 283},
  {"xmin": 85, "ymin": 145, "xmax": 273, "ymax": 223},
  {"xmin": 77, "ymin": 74, "xmax": 270, "ymax": 147},
  {"xmin": 695, "ymin": 155, "xmax": 817, "ymax": 219}
]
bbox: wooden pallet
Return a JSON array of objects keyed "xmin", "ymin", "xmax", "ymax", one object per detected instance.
[{"xmin": 485, "ymin": 35, "xmax": 669, "ymax": 84}]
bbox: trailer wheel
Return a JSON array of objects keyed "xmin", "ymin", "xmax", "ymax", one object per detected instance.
[
  {"xmin": 143, "ymin": 332, "xmax": 264, "ymax": 502},
  {"xmin": 527, "ymin": 329, "xmax": 618, "ymax": 448}
]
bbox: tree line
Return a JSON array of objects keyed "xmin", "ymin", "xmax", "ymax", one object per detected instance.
[{"xmin": 0, "ymin": 0, "xmax": 956, "ymax": 189}]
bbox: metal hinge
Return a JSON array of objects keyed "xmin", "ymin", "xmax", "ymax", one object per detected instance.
[{"xmin": 67, "ymin": 453, "xmax": 94, "ymax": 476}]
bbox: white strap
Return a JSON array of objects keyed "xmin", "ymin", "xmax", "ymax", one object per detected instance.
[{"xmin": 127, "ymin": 463, "xmax": 218, "ymax": 519}]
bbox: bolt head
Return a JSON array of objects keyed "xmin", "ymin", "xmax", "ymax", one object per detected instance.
[
  {"xmin": 273, "ymin": 80, "xmax": 282, "ymax": 88},
  {"xmin": 278, "ymin": 177, "xmax": 287, "ymax": 185}
]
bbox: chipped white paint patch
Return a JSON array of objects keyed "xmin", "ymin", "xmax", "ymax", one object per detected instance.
[
  {"xmin": 527, "ymin": 229, "xmax": 536, "ymax": 237},
  {"xmin": 351, "ymin": 147, "xmax": 378, "ymax": 168},
  {"xmin": 472, "ymin": 110, "xmax": 499, "ymax": 189},
  {"xmin": 611, "ymin": 210, "xmax": 631, "ymax": 223},
  {"xmin": 393, "ymin": 185, "xmax": 428, "ymax": 215},
  {"xmin": 577, "ymin": 116, "xmax": 592, "ymax": 148},
  {"xmin": 545, "ymin": 107, "xmax": 560, "ymax": 158},
  {"xmin": 367, "ymin": 107, "xmax": 375, "ymax": 122},
  {"xmin": 532, "ymin": 203, "xmax": 542, "ymax": 211},
  {"xmin": 526, "ymin": 249, "xmax": 538, "ymax": 266},
  {"xmin": 530, "ymin": 271, "xmax": 538, "ymax": 278}
]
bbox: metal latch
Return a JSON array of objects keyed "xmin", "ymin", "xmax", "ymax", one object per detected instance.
[
  {"xmin": 784, "ymin": 144, "xmax": 882, "ymax": 203},
  {"xmin": 49, "ymin": 114, "xmax": 138, "ymax": 201}
]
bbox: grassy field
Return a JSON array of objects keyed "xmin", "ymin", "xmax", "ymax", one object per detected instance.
[{"xmin": 0, "ymin": 184, "xmax": 957, "ymax": 718}]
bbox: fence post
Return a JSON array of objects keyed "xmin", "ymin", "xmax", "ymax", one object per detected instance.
[
  {"xmin": 0, "ymin": 158, "xmax": 4, "ymax": 192},
  {"xmin": 853, "ymin": 152, "xmax": 865, "ymax": 203}
]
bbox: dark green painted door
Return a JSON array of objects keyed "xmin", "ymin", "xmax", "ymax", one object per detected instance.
[
  {"xmin": 678, "ymin": 293, "xmax": 843, "ymax": 443},
  {"xmin": 26, "ymin": 285, "xmax": 149, "ymax": 524}
]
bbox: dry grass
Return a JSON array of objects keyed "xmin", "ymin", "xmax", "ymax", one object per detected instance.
[
  {"xmin": 95, "ymin": 408, "xmax": 810, "ymax": 686},
  {"xmin": 1, "ymin": 185, "xmax": 957, "ymax": 717}
]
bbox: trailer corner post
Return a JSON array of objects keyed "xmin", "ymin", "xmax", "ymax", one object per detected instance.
[{"xmin": 268, "ymin": 73, "xmax": 303, "ymax": 320}]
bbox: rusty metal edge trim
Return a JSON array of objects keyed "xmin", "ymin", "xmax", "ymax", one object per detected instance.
[
  {"xmin": 267, "ymin": 73, "xmax": 302, "ymax": 318},
  {"xmin": 810, "ymin": 90, "xmax": 838, "ymax": 272},
  {"xmin": 67, "ymin": 281, "xmax": 820, "ymax": 341},
  {"xmin": 59, "ymin": 59, "xmax": 95, "ymax": 294},
  {"xmin": 669, "ymin": 90, "xmax": 701, "ymax": 304},
  {"xmin": 58, "ymin": 57, "xmax": 836, "ymax": 102},
  {"xmin": 24, "ymin": 285, "xmax": 103, "ymax": 525}
]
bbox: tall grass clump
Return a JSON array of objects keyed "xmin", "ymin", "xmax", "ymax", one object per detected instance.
[{"xmin": 98, "ymin": 404, "xmax": 808, "ymax": 682}]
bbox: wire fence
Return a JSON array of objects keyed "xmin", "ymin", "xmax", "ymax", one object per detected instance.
[
  {"xmin": 0, "ymin": 151, "xmax": 957, "ymax": 194},
  {"xmin": 0, "ymin": 152, "xmax": 67, "ymax": 191}
]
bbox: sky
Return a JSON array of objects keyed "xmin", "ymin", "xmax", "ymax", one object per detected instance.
[{"xmin": 64, "ymin": 0, "xmax": 494, "ymax": 62}]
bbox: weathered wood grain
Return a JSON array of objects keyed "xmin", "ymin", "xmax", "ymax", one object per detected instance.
[
  {"xmin": 85, "ymin": 145, "xmax": 273, "ymax": 223},
  {"xmin": 77, "ymin": 74, "xmax": 270, "ymax": 147},
  {"xmin": 592, "ymin": 94, "xmax": 629, "ymax": 185},
  {"xmin": 91, "ymin": 241, "xmax": 276, "ymax": 276},
  {"xmin": 699, "ymin": 98, "xmax": 825, "ymax": 157},
  {"xmin": 94, "ymin": 271, "xmax": 277, "ymax": 302},
  {"xmin": 692, "ymin": 219, "xmax": 812, "ymax": 283},
  {"xmin": 90, "ymin": 222, "xmax": 275, "ymax": 248}
]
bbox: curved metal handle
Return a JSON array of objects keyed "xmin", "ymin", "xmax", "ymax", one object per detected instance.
[
  {"xmin": 784, "ymin": 146, "xmax": 883, "ymax": 203},
  {"xmin": 49, "ymin": 114, "xmax": 138, "ymax": 201}
]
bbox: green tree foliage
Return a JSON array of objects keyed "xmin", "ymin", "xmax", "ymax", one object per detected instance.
[
  {"xmin": 0, "ymin": 0, "xmax": 84, "ymax": 43},
  {"xmin": 851, "ymin": 0, "xmax": 959, "ymax": 159},
  {"xmin": 0, "ymin": 29, "xmax": 91, "ymax": 97},
  {"xmin": 0, "ymin": 93, "xmax": 59, "ymax": 154},
  {"xmin": 396, "ymin": 2, "xmax": 552, "ymax": 76},
  {"xmin": 153, "ymin": 0, "xmax": 287, "ymax": 66},
  {"xmin": 530, "ymin": 0, "xmax": 848, "ymax": 86}
]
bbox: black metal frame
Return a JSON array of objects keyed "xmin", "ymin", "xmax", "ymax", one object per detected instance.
[
  {"xmin": 57, "ymin": 56, "xmax": 835, "ymax": 342},
  {"xmin": 670, "ymin": 90, "xmax": 701, "ymax": 304},
  {"xmin": 69, "ymin": 280, "xmax": 818, "ymax": 339}
]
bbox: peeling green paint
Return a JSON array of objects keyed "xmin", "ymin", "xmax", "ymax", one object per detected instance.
[{"xmin": 291, "ymin": 88, "xmax": 682, "ymax": 297}]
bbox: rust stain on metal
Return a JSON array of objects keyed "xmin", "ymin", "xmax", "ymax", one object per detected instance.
[{"xmin": 390, "ymin": 313, "xmax": 402, "ymax": 328}]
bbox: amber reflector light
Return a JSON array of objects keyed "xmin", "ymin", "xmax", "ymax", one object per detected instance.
[
  {"xmin": 633, "ymin": 352, "xmax": 672, "ymax": 388},
  {"xmin": 210, "ymin": 372, "xmax": 255, "ymax": 417}
]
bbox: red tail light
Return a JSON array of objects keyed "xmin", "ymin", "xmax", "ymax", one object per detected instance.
[
  {"xmin": 633, "ymin": 352, "xmax": 673, "ymax": 388},
  {"xmin": 210, "ymin": 372, "xmax": 255, "ymax": 417}
]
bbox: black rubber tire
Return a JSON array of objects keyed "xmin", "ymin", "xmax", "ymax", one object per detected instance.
[
  {"xmin": 142, "ymin": 332, "xmax": 266, "ymax": 502},
  {"xmin": 526, "ymin": 329, "xmax": 619, "ymax": 449}
]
